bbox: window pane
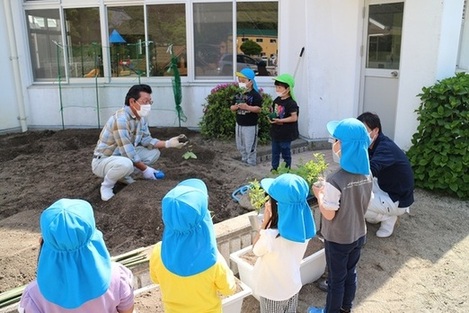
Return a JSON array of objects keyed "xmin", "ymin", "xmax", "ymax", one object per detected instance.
[
  {"xmin": 237, "ymin": 2, "xmax": 278, "ymax": 77},
  {"xmin": 26, "ymin": 9, "xmax": 64, "ymax": 80},
  {"xmin": 107, "ymin": 6, "xmax": 145, "ymax": 78},
  {"xmin": 366, "ymin": 3, "xmax": 403, "ymax": 70},
  {"xmin": 193, "ymin": 2, "xmax": 233, "ymax": 79},
  {"xmin": 147, "ymin": 4, "xmax": 187, "ymax": 77},
  {"xmin": 65, "ymin": 8, "xmax": 102, "ymax": 78}
]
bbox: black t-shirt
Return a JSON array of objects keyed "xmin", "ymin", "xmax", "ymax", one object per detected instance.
[
  {"xmin": 232, "ymin": 89, "xmax": 263, "ymax": 126},
  {"xmin": 269, "ymin": 96, "xmax": 299, "ymax": 141}
]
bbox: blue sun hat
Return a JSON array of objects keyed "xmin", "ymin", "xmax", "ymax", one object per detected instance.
[
  {"xmin": 236, "ymin": 67, "xmax": 259, "ymax": 92},
  {"xmin": 260, "ymin": 173, "xmax": 315, "ymax": 242},
  {"xmin": 161, "ymin": 178, "xmax": 217, "ymax": 276},
  {"xmin": 327, "ymin": 118, "xmax": 371, "ymax": 175},
  {"xmin": 37, "ymin": 199, "xmax": 111, "ymax": 309}
]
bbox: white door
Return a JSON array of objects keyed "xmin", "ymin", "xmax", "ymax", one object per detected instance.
[{"xmin": 361, "ymin": 0, "xmax": 404, "ymax": 139}]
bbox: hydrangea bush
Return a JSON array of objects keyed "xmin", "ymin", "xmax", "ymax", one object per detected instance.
[
  {"xmin": 199, "ymin": 83, "xmax": 273, "ymax": 144},
  {"xmin": 407, "ymin": 72, "xmax": 469, "ymax": 199}
]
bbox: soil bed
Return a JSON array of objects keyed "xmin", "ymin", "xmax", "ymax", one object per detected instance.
[{"xmin": 0, "ymin": 127, "xmax": 263, "ymax": 293}]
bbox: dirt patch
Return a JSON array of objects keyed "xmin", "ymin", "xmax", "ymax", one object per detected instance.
[
  {"xmin": 1, "ymin": 128, "xmax": 469, "ymax": 313},
  {"xmin": 0, "ymin": 127, "xmax": 265, "ymax": 293}
]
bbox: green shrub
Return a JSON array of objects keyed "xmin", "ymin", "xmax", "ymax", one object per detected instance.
[
  {"xmin": 199, "ymin": 83, "xmax": 273, "ymax": 144},
  {"xmin": 407, "ymin": 72, "xmax": 469, "ymax": 199}
]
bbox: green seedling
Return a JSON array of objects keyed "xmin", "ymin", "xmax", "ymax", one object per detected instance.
[
  {"xmin": 248, "ymin": 179, "xmax": 269, "ymax": 213},
  {"xmin": 182, "ymin": 144, "xmax": 197, "ymax": 159}
]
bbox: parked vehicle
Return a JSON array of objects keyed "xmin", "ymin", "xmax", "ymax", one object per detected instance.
[{"xmin": 217, "ymin": 54, "xmax": 259, "ymax": 75}]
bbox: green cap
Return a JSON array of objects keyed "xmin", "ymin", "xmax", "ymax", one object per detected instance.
[{"xmin": 273, "ymin": 73, "xmax": 296, "ymax": 100}]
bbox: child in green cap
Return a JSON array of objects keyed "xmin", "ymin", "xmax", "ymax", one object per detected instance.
[{"xmin": 269, "ymin": 73, "xmax": 299, "ymax": 171}]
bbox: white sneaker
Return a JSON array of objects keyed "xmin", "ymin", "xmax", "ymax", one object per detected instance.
[
  {"xmin": 100, "ymin": 185, "xmax": 114, "ymax": 201},
  {"xmin": 376, "ymin": 215, "xmax": 398, "ymax": 238},
  {"xmin": 118, "ymin": 176, "xmax": 135, "ymax": 185}
]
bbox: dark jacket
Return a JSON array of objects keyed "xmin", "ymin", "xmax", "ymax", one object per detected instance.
[{"xmin": 369, "ymin": 133, "xmax": 414, "ymax": 207}]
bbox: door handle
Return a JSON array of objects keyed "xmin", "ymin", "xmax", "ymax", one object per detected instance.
[{"xmin": 391, "ymin": 71, "xmax": 398, "ymax": 77}]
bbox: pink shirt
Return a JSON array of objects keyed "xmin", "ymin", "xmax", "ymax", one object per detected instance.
[{"xmin": 18, "ymin": 262, "xmax": 134, "ymax": 313}]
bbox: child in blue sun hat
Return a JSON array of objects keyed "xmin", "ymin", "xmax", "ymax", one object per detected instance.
[
  {"xmin": 252, "ymin": 173, "xmax": 316, "ymax": 313},
  {"xmin": 149, "ymin": 178, "xmax": 236, "ymax": 312},
  {"xmin": 308, "ymin": 118, "xmax": 373, "ymax": 313},
  {"xmin": 230, "ymin": 67, "xmax": 263, "ymax": 166},
  {"xmin": 18, "ymin": 198, "xmax": 135, "ymax": 313}
]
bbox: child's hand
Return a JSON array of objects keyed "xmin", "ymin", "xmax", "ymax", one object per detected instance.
[
  {"xmin": 271, "ymin": 118, "xmax": 283, "ymax": 125},
  {"xmin": 312, "ymin": 178, "xmax": 325, "ymax": 198},
  {"xmin": 261, "ymin": 201, "xmax": 273, "ymax": 229},
  {"xmin": 238, "ymin": 103, "xmax": 248, "ymax": 110},
  {"xmin": 264, "ymin": 201, "xmax": 272, "ymax": 220}
]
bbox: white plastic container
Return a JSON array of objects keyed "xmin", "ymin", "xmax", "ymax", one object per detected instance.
[
  {"xmin": 132, "ymin": 280, "xmax": 252, "ymax": 313},
  {"xmin": 230, "ymin": 244, "xmax": 326, "ymax": 300}
]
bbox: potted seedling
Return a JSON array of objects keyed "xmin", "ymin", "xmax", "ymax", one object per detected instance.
[
  {"xmin": 247, "ymin": 179, "xmax": 269, "ymax": 231},
  {"xmin": 272, "ymin": 152, "xmax": 328, "ymax": 198}
]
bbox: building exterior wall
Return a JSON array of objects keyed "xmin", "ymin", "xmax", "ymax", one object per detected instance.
[
  {"xmin": 0, "ymin": 0, "xmax": 466, "ymax": 152},
  {"xmin": 1, "ymin": 0, "xmax": 23, "ymax": 132}
]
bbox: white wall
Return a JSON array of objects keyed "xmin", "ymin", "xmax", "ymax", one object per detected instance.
[
  {"xmin": 25, "ymin": 81, "xmax": 275, "ymax": 130},
  {"xmin": 394, "ymin": 0, "xmax": 465, "ymax": 149},
  {"xmin": 277, "ymin": 0, "xmax": 363, "ymax": 141},
  {"xmin": 0, "ymin": 1, "xmax": 21, "ymax": 132},
  {"xmin": 304, "ymin": 0, "xmax": 363, "ymax": 140}
]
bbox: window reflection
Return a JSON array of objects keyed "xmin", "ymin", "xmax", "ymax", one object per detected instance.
[
  {"xmin": 107, "ymin": 6, "xmax": 145, "ymax": 78},
  {"xmin": 193, "ymin": 2, "xmax": 233, "ymax": 79},
  {"xmin": 26, "ymin": 9, "xmax": 63, "ymax": 80},
  {"xmin": 147, "ymin": 4, "xmax": 187, "ymax": 77},
  {"xmin": 237, "ymin": 2, "xmax": 278, "ymax": 77},
  {"xmin": 25, "ymin": 1, "xmax": 278, "ymax": 81},
  {"xmin": 65, "ymin": 8, "xmax": 102, "ymax": 78},
  {"xmin": 366, "ymin": 3, "xmax": 403, "ymax": 70}
]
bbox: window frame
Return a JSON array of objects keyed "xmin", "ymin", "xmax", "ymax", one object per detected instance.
[{"xmin": 22, "ymin": 0, "xmax": 279, "ymax": 83}]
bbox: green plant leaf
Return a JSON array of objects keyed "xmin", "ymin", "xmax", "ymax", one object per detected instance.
[
  {"xmin": 182, "ymin": 151, "xmax": 197, "ymax": 159},
  {"xmin": 407, "ymin": 72, "xmax": 469, "ymax": 199}
]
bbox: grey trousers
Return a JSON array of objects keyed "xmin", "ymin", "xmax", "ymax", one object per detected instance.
[{"xmin": 235, "ymin": 123, "xmax": 258, "ymax": 165}]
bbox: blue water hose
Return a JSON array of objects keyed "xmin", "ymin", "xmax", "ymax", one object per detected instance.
[{"xmin": 231, "ymin": 184, "xmax": 251, "ymax": 202}]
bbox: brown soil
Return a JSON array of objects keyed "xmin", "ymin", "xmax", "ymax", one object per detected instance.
[
  {"xmin": 1, "ymin": 128, "xmax": 469, "ymax": 313},
  {"xmin": 0, "ymin": 127, "xmax": 265, "ymax": 293}
]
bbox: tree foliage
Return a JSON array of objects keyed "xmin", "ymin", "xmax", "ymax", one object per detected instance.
[
  {"xmin": 407, "ymin": 72, "xmax": 469, "ymax": 199},
  {"xmin": 240, "ymin": 40, "xmax": 262, "ymax": 56}
]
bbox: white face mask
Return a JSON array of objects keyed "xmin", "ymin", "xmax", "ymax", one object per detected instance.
[
  {"xmin": 238, "ymin": 82, "xmax": 247, "ymax": 89},
  {"xmin": 136, "ymin": 103, "xmax": 152, "ymax": 117},
  {"xmin": 276, "ymin": 89, "xmax": 288, "ymax": 98},
  {"xmin": 332, "ymin": 141, "xmax": 341, "ymax": 163},
  {"xmin": 368, "ymin": 130, "xmax": 377, "ymax": 145}
]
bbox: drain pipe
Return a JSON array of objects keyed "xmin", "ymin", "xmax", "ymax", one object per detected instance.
[{"xmin": 4, "ymin": 0, "xmax": 27, "ymax": 132}]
